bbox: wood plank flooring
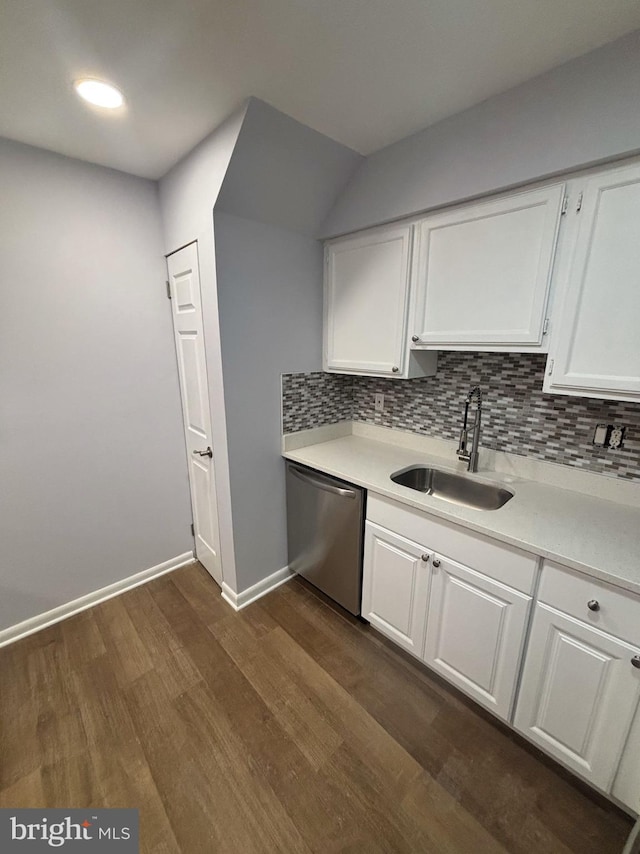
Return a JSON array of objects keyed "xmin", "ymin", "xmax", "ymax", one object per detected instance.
[{"xmin": 0, "ymin": 563, "xmax": 632, "ymax": 853}]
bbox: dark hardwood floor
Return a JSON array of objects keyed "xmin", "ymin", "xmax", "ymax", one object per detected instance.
[{"xmin": 0, "ymin": 563, "xmax": 632, "ymax": 853}]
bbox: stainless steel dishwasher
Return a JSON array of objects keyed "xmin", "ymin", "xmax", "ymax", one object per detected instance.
[{"xmin": 286, "ymin": 461, "xmax": 365, "ymax": 615}]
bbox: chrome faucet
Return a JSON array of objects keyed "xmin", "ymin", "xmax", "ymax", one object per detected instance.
[{"xmin": 457, "ymin": 386, "xmax": 482, "ymax": 472}]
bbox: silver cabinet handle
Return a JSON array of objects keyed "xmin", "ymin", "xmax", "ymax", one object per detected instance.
[
  {"xmin": 432, "ymin": 558, "xmax": 441, "ymax": 568},
  {"xmin": 411, "ymin": 335, "xmax": 420, "ymax": 342},
  {"xmin": 632, "ymin": 656, "xmax": 640, "ymax": 669},
  {"xmin": 392, "ymin": 366, "xmax": 400, "ymax": 373},
  {"xmin": 421, "ymin": 554, "xmax": 429, "ymax": 562},
  {"xmin": 587, "ymin": 599, "xmax": 600, "ymax": 612},
  {"xmin": 193, "ymin": 446, "xmax": 213, "ymax": 458}
]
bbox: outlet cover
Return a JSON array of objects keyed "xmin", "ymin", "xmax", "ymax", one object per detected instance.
[
  {"xmin": 374, "ymin": 393, "xmax": 384, "ymax": 412},
  {"xmin": 592, "ymin": 424, "xmax": 608, "ymax": 446}
]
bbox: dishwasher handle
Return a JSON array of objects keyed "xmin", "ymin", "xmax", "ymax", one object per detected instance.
[{"xmin": 288, "ymin": 464, "xmax": 358, "ymax": 499}]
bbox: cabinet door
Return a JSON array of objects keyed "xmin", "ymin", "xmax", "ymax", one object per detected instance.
[
  {"xmin": 362, "ymin": 522, "xmax": 430, "ymax": 656},
  {"xmin": 612, "ymin": 699, "xmax": 640, "ymax": 813},
  {"xmin": 412, "ymin": 184, "xmax": 564, "ymax": 348},
  {"xmin": 514, "ymin": 604, "xmax": 640, "ymax": 791},
  {"xmin": 544, "ymin": 163, "xmax": 640, "ymax": 401},
  {"xmin": 324, "ymin": 224, "xmax": 412, "ymax": 376},
  {"xmin": 424, "ymin": 556, "xmax": 531, "ymax": 720}
]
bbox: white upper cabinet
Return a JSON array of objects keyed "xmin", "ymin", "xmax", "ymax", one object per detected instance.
[
  {"xmin": 411, "ymin": 184, "xmax": 565, "ymax": 350},
  {"xmin": 324, "ymin": 224, "xmax": 436, "ymax": 378},
  {"xmin": 544, "ymin": 162, "xmax": 640, "ymax": 402}
]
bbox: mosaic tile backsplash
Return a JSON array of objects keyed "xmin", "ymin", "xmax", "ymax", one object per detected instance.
[{"xmin": 282, "ymin": 353, "xmax": 640, "ymax": 482}]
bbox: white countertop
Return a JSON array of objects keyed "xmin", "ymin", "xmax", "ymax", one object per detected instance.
[{"xmin": 283, "ymin": 428, "xmax": 640, "ymax": 596}]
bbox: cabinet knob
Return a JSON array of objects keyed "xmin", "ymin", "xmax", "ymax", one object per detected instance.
[
  {"xmin": 587, "ymin": 599, "xmax": 600, "ymax": 612},
  {"xmin": 411, "ymin": 335, "xmax": 420, "ymax": 343},
  {"xmin": 421, "ymin": 554, "xmax": 429, "ymax": 562},
  {"xmin": 392, "ymin": 366, "xmax": 399, "ymax": 373},
  {"xmin": 432, "ymin": 558, "xmax": 441, "ymax": 568},
  {"xmin": 632, "ymin": 656, "xmax": 640, "ymax": 669}
]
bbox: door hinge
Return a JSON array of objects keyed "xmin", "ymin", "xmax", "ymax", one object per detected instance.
[
  {"xmin": 543, "ymin": 317, "xmax": 550, "ymax": 335},
  {"xmin": 166, "ymin": 280, "xmax": 172, "ymax": 299},
  {"xmin": 190, "ymin": 522, "xmax": 195, "ymax": 537},
  {"xmin": 547, "ymin": 358, "xmax": 554, "ymax": 376},
  {"xmin": 576, "ymin": 192, "xmax": 583, "ymax": 212},
  {"xmin": 561, "ymin": 195, "xmax": 569, "ymax": 215}
]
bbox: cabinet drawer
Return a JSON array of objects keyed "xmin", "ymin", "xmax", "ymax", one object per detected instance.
[
  {"xmin": 367, "ymin": 494, "xmax": 538, "ymax": 593},
  {"xmin": 539, "ymin": 561, "xmax": 640, "ymax": 647}
]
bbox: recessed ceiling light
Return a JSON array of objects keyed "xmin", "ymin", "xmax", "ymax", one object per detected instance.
[{"xmin": 74, "ymin": 78, "xmax": 125, "ymax": 109}]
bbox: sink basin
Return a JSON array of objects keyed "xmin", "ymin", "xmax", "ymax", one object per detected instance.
[{"xmin": 390, "ymin": 465, "xmax": 513, "ymax": 511}]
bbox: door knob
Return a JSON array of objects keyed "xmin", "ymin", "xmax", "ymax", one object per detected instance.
[
  {"xmin": 432, "ymin": 558, "xmax": 441, "ymax": 568},
  {"xmin": 632, "ymin": 656, "xmax": 640, "ymax": 669},
  {"xmin": 411, "ymin": 335, "xmax": 420, "ymax": 342},
  {"xmin": 587, "ymin": 599, "xmax": 600, "ymax": 612},
  {"xmin": 193, "ymin": 447, "xmax": 213, "ymax": 458}
]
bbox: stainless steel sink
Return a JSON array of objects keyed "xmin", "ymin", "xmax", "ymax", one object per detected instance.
[{"xmin": 390, "ymin": 465, "xmax": 513, "ymax": 511}]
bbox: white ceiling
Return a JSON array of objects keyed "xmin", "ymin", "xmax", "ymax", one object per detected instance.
[{"xmin": 1, "ymin": 1, "xmax": 639, "ymax": 179}]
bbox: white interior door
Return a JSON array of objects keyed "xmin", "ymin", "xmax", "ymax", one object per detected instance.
[{"xmin": 167, "ymin": 243, "xmax": 221, "ymax": 585}]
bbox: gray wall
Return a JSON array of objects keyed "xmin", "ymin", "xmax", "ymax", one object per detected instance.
[
  {"xmin": 0, "ymin": 138, "xmax": 192, "ymax": 632},
  {"xmin": 323, "ymin": 29, "xmax": 640, "ymax": 237},
  {"xmin": 160, "ymin": 98, "xmax": 358, "ymax": 595},
  {"xmin": 217, "ymin": 98, "xmax": 362, "ymax": 236},
  {"xmin": 159, "ymin": 103, "xmax": 247, "ymax": 593},
  {"xmin": 214, "ymin": 212, "xmax": 323, "ymax": 589},
  {"xmin": 212, "ymin": 101, "xmax": 360, "ymax": 593},
  {"xmin": 160, "ymin": 105, "xmax": 247, "ymax": 252}
]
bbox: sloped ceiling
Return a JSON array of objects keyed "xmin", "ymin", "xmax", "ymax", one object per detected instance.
[
  {"xmin": 1, "ymin": 0, "xmax": 640, "ymax": 178},
  {"xmin": 216, "ymin": 99, "xmax": 362, "ymax": 236}
]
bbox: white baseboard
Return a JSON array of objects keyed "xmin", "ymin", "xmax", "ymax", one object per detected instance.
[
  {"xmin": 221, "ymin": 565, "xmax": 295, "ymax": 611},
  {"xmin": 0, "ymin": 551, "xmax": 195, "ymax": 649}
]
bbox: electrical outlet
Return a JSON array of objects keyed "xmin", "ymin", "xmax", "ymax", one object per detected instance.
[
  {"xmin": 374, "ymin": 393, "xmax": 384, "ymax": 412},
  {"xmin": 608, "ymin": 425, "xmax": 625, "ymax": 449},
  {"xmin": 592, "ymin": 424, "xmax": 626, "ymax": 449}
]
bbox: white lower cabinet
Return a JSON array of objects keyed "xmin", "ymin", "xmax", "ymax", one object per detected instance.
[
  {"xmin": 361, "ymin": 495, "xmax": 640, "ymax": 813},
  {"xmin": 613, "ymin": 702, "xmax": 640, "ymax": 813},
  {"xmin": 361, "ymin": 507, "xmax": 533, "ymax": 723},
  {"xmin": 361, "ymin": 522, "xmax": 430, "ymax": 656},
  {"xmin": 424, "ymin": 557, "xmax": 531, "ymax": 719},
  {"xmin": 514, "ymin": 603, "xmax": 640, "ymax": 793}
]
